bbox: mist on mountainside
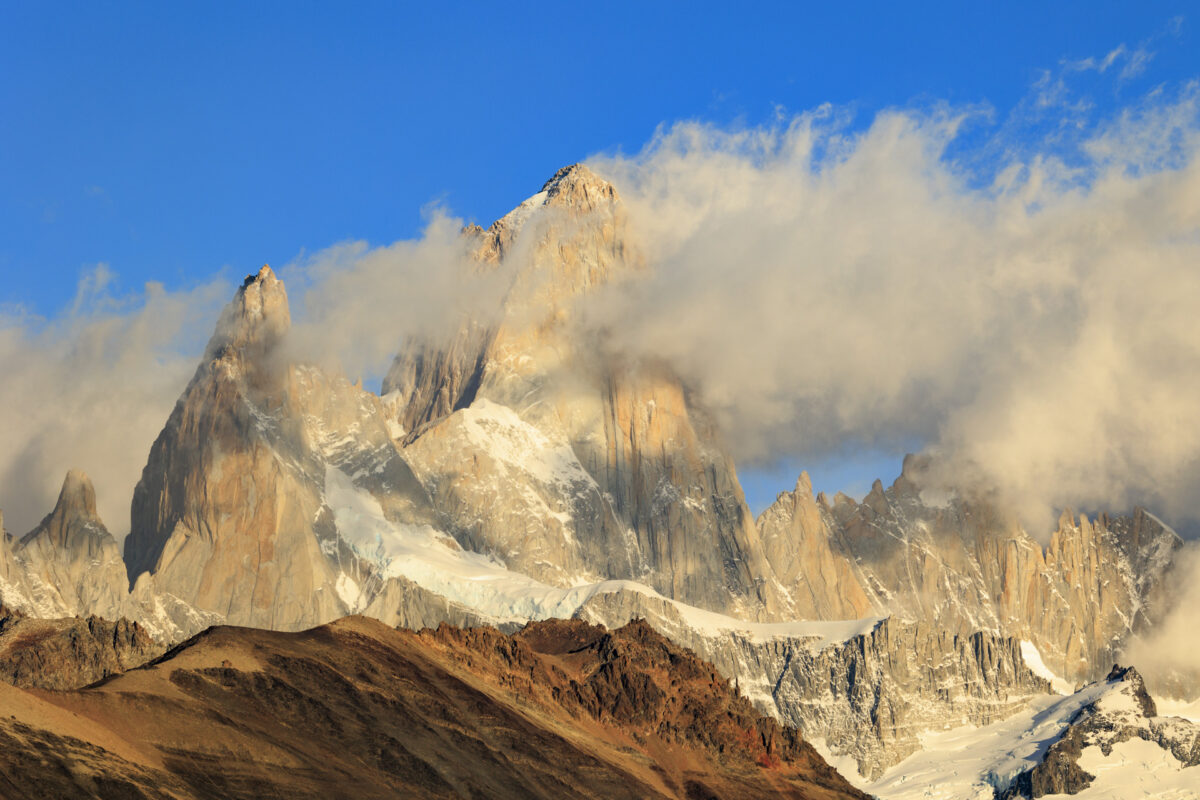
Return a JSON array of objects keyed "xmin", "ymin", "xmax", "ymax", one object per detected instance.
[{"xmin": 1, "ymin": 62, "xmax": 1198, "ymax": 557}]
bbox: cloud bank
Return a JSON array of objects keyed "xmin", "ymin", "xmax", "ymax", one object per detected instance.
[
  {"xmin": 586, "ymin": 82, "xmax": 1200, "ymax": 537},
  {"xmin": 278, "ymin": 211, "xmax": 506, "ymax": 384},
  {"xmin": 1122, "ymin": 541, "xmax": 1200, "ymax": 698},
  {"xmin": 2, "ymin": 46, "xmax": 1198, "ymax": 561},
  {"xmin": 0, "ymin": 271, "xmax": 229, "ymax": 535}
]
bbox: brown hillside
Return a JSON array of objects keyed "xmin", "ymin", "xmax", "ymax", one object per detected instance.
[{"xmin": 0, "ymin": 615, "xmax": 868, "ymax": 799}]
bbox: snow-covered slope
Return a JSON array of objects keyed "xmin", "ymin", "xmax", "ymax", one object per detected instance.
[
  {"xmin": 1021, "ymin": 640, "xmax": 1075, "ymax": 695},
  {"xmin": 326, "ymin": 459, "xmax": 878, "ymax": 642},
  {"xmin": 855, "ymin": 683, "xmax": 1112, "ymax": 799},
  {"xmin": 321, "ymin": 454, "xmax": 1052, "ymax": 779},
  {"xmin": 855, "ymin": 665, "xmax": 1200, "ymax": 799},
  {"xmin": 399, "ymin": 398, "xmax": 615, "ymax": 588},
  {"xmin": 1042, "ymin": 738, "xmax": 1199, "ymax": 799}
]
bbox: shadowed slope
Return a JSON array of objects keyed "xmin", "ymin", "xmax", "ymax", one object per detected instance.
[{"xmin": 0, "ymin": 605, "xmax": 161, "ymax": 690}]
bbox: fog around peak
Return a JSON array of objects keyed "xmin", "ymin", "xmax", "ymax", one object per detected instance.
[
  {"xmin": 1, "ymin": 55, "xmax": 1198, "ymax": 554},
  {"xmin": 586, "ymin": 82, "xmax": 1200, "ymax": 538}
]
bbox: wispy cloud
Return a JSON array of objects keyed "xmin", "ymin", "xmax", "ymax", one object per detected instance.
[
  {"xmin": 278, "ymin": 210, "xmax": 509, "ymax": 385},
  {"xmin": 584, "ymin": 68, "xmax": 1200, "ymax": 537},
  {"xmin": 1122, "ymin": 541, "xmax": 1200, "ymax": 697},
  {"xmin": 1119, "ymin": 46, "xmax": 1154, "ymax": 82},
  {"xmin": 1, "ymin": 38, "xmax": 1196, "ymax": 557},
  {"xmin": 1061, "ymin": 45, "xmax": 1128, "ymax": 74},
  {"xmin": 0, "ymin": 270, "xmax": 229, "ymax": 535}
]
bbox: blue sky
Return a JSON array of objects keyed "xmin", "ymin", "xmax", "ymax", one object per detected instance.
[{"xmin": 2, "ymin": 2, "xmax": 1197, "ymax": 515}]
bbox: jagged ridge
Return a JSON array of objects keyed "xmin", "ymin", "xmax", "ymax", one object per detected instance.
[{"xmin": 0, "ymin": 164, "xmax": 1191, "ymax": 789}]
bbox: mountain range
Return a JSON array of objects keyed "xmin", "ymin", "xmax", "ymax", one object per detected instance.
[{"xmin": 0, "ymin": 164, "xmax": 1195, "ymax": 797}]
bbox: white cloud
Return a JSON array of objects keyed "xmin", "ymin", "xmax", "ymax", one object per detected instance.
[
  {"xmin": 1119, "ymin": 47, "xmax": 1154, "ymax": 82},
  {"xmin": 278, "ymin": 210, "xmax": 509, "ymax": 386},
  {"xmin": 583, "ymin": 82, "xmax": 1200, "ymax": 536},
  {"xmin": 2, "ymin": 44, "xmax": 1197, "ymax": 557},
  {"xmin": 0, "ymin": 269, "xmax": 229, "ymax": 536},
  {"xmin": 1122, "ymin": 542, "xmax": 1200, "ymax": 697}
]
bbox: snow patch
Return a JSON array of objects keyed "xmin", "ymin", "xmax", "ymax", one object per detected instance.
[
  {"xmin": 1097, "ymin": 684, "xmax": 1145, "ymax": 715},
  {"xmin": 1021, "ymin": 640, "xmax": 1074, "ymax": 694},
  {"xmin": 862, "ymin": 682, "xmax": 1110, "ymax": 798},
  {"xmin": 335, "ymin": 572, "xmax": 361, "ymax": 612},
  {"xmin": 497, "ymin": 190, "xmax": 548, "ymax": 230},
  {"xmin": 456, "ymin": 399, "xmax": 596, "ymax": 490},
  {"xmin": 811, "ymin": 739, "xmax": 871, "ymax": 792},
  {"xmin": 1142, "ymin": 510, "xmax": 1181, "ymax": 540},
  {"xmin": 672, "ymin": 602, "xmax": 885, "ymax": 649},
  {"xmin": 1044, "ymin": 738, "xmax": 1198, "ymax": 799},
  {"xmin": 324, "ymin": 464, "xmax": 879, "ymax": 648}
]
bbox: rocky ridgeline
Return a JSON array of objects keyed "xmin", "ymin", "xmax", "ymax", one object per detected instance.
[
  {"xmin": 420, "ymin": 616, "xmax": 857, "ymax": 784},
  {"xmin": 999, "ymin": 665, "xmax": 1200, "ymax": 798},
  {"xmin": 758, "ymin": 461, "xmax": 1182, "ymax": 688},
  {"xmin": 123, "ymin": 265, "xmax": 441, "ymax": 632},
  {"xmin": 386, "ymin": 164, "xmax": 785, "ymax": 620},
  {"xmin": 0, "ymin": 470, "xmax": 127, "ymax": 621},
  {"xmin": 0, "ymin": 604, "xmax": 161, "ymax": 690},
  {"xmin": 574, "ymin": 588, "xmax": 1049, "ymax": 779},
  {"xmin": 0, "ymin": 470, "xmax": 221, "ymax": 642}
]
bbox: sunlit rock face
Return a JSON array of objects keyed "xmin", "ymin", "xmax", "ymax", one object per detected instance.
[
  {"xmin": 123, "ymin": 266, "xmax": 440, "ymax": 632},
  {"xmin": 0, "ymin": 473, "xmax": 219, "ymax": 642},
  {"xmin": 0, "ymin": 163, "xmax": 1187, "ymax": 786},
  {"xmin": 757, "ymin": 472, "xmax": 876, "ymax": 621},
  {"xmin": 381, "ymin": 162, "xmax": 1183, "ymax": 668},
  {"xmin": 124, "ymin": 266, "xmax": 300, "ymax": 593},
  {"xmin": 0, "ymin": 160, "xmax": 1190, "ymax": 800},
  {"xmin": 385, "ymin": 164, "xmax": 786, "ymax": 620},
  {"xmin": 104, "ymin": 165, "xmax": 1180, "ymax": 655},
  {"xmin": 756, "ymin": 455, "xmax": 1182, "ymax": 686}
]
